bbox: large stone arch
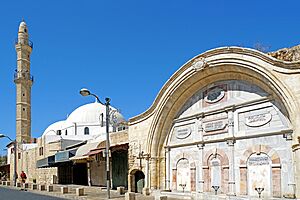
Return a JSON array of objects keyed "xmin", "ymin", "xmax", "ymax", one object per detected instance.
[{"xmin": 129, "ymin": 47, "xmax": 300, "ymax": 190}]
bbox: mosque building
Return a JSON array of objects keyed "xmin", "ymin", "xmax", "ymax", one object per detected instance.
[
  {"xmin": 7, "ymin": 21, "xmax": 128, "ymax": 189},
  {"xmin": 6, "ymin": 20, "xmax": 300, "ymax": 199}
]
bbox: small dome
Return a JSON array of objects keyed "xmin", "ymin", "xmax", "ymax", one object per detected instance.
[
  {"xmin": 19, "ymin": 20, "xmax": 28, "ymax": 33},
  {"xmin": 110, "ymin": 110, "xmax": 126, "ymax": 126},
  {"xmin": 42, "ymin": 120, "xmax": 65, "ymax": 136},
  {"xmin": 20, "ymin": 21, "xmax": 27, "ymax": 27},
  {"xmin": 66, "ymin": 102, "xmax": 108, "ymax": 124}
]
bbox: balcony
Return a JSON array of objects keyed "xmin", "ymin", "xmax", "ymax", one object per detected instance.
[
  {"xmin": 15, "ymin": 39, "xmax": 33, "ymax": 48},
  {"xmin": 14, "ymin": 71, "xmax": 34, "ymax": 82}
]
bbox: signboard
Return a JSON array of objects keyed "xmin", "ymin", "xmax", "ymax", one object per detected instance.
[{"xmin": 245, "ymin": 113, "xmax": 272, "ymax": 127}]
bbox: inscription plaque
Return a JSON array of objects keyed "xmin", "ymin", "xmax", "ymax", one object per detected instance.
[
  {"xmin": 248, "ymin": 155, "xmax": 269, "ymax": 166},
  {"xmin": 176, "ymin": 127, "xmax": 192, "ymax": 139},
  {"xmin": 245, "ymin": 112, "xmax": 272, "ymax": 127},
  {"xmin": 204, "ymin": 120, "xmax": 227, "ymax": 132}
]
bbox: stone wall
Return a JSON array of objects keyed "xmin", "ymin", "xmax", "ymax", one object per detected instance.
[
  {"xmin": 268, "ymin": 45, "xmax": 300, "ymax": 62},
  {"xmin": 36, "ymin": 167, "xmax": 58, "ymax": 184}
]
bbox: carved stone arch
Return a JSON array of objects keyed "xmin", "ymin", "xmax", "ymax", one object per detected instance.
[
  {"xmin": 171, "ymin": 151, "xmax": 196, "ymax": 169},
  {"xmin": 203, "ymin": 148, "xmax": 229, "ymax": 166},
  {"xmin": 239, "ymin": 144, "xmax": 280, "ymax": 166}
]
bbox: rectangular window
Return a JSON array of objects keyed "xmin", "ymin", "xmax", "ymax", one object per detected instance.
[
  {"xmin": 39, "ymin": 147, "xmax": 43, "ymax": 156},
  {"xmin": 100, "ymin": 113, "xmax": 104, "ymax": 127},
  {"xmin": 18, "ymin": 153, "xmax": 21, "ymax": 159}
]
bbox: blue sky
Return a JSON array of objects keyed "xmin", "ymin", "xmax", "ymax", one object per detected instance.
[{"xmin": 0, "ymin": 0, "xmax": 299, "ymax": 154}]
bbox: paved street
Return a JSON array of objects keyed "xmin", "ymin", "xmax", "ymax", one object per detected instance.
[{"xmin": 0, "ymin": 186, "xmax": 66, "ymax": 200}]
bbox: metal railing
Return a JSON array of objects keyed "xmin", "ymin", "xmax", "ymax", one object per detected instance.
[
  {"xmin": 14, "ymin": 71, "xmax": 34, "ymax": 82},
  {"xmin": 15, "ymin": 39, "xmax": 33, "ymax": 48}
]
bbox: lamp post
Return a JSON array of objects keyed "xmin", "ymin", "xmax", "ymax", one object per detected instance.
[
  {"xmin": 0, "ymin": 134, "xmax": 17, "ymax": 187},
  {"xmin": 80, "ymin": 88, "xmax": 111, "ymax": 199}
]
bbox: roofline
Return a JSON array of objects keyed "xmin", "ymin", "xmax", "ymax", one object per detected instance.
[{"xmin": 129, "ymin": 46, "xmax": 300, "ymax": 124}]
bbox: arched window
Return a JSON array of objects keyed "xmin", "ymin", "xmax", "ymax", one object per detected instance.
[
  {"xmin": 65, "ymin": 129, "xmax": 68, "ymax": 135},
  {"xmin": 84, "ymin": 127, "xmax": 89, "ymax": 135}
]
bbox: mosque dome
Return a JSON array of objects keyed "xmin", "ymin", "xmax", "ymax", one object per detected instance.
[
  {"xmin": 65, "ymin": 102, "xmax": 125, "ymax": 124},
  {"xmin": 42, "ymin": 120, "xmax": 65, "ymax": 136},
  {"xmin": 66, "ymin": 102, "xmax": 106, "ymax": 124},
  {"xmin": 41, "ymin": 102, "xmax": 126, "ymax": 140}
]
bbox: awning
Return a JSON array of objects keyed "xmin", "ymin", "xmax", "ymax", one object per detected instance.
[
  {"xmin": 55, "ymin": 149, "xmax": 77, "ymax": 163},
  {"xmin": 70, "ymin": 142, "xmax": 100, "ymax": 161},
  {"xmin": 36, "ymin": 155, "xmax": 55, "ymax": 168},
  {"xmin": 87, "ymin": 148, "xmax": 104, "ymax": 156}
]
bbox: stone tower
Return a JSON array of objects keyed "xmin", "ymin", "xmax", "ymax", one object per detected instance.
[{"xmin": 14, "ymin": 20, "xmax": 33, "ymax": 144}]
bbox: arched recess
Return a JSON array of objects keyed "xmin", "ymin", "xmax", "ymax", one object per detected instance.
[
  {"xmin": 140, "ymin": 48, "xmax": 297, "ymax": 189},
  {"xmin": 239, "ymin": 145, "xmax": 281, "ymax": 198},
  {"xmin": 171, "ymin": 152, "xmax": 196, "ymax": 192},
  {"xmin": 203, "ymin": 148, "xmax": 229, "ymax": 194}
]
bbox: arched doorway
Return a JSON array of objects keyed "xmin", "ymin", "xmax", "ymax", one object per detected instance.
[{"xmin": 134, "ymin": 170, "xmax": 145, "ymax": 193}]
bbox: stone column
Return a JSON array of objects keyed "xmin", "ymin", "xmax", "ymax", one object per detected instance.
[
  {"xmin": 226, "ymin": 107, "xmax": 236, "ymax": 195},
  {"xmin": 197, "ymin": 144, "xmax": 204, "ymax": 193},
  {"xmin": 286, "ymin": 132, "xmax": 296, "ymax": 198},
  {"xmin": 145, "ymin": 156, "xmax": 150, "ymax": 188},
  {"xmin": 165, "ymin": 147, "xmax": 171, "ymax": 191},
  {"xmin": 87, "ymin": 162, "xmax": 91, "ymax": 186},
  {"xmin": 150, "ymin": 157, "xmax": 158, "ymax": 190},
  {"xmin": 227, "ymin": 139, "xmax": 236, "ymax": 196},
  {"xmin": 293, "ymin": 143, "xmax": 300, "ymax": 198}
]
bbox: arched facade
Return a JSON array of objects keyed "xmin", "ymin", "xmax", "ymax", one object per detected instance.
[{"xmin": 128, "ymin": 47, "xmax": 300, "ymax": 198}]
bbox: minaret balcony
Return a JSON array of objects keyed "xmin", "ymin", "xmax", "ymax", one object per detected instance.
[
  {"xmin": 15, "ymin": 38, "xmax": 33, "ymax": 48},
  {"xmin": 14, "ymin": 71, "xmax": 34, "ymax": 82}
]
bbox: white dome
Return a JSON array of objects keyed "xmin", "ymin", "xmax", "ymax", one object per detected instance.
[
  {"xmin": 42, "ymin": 120, "xmax": 65, "ymax": 136},
  {"xmin": 41, "ymin": 102, "xmax": 126, "ymax": 144},
  {"xmin": 66, "ymin": 102, "xmax": 107, "ymax": 124},
  {"xmin": 19, "ymin": 21, "xmax": 27, "ymax": 27}
]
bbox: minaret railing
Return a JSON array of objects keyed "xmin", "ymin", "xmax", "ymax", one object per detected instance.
[
  {"xmin": 15, "ymin": 38, "xmax": 33, "ymax": 48},
  {"xmin": 14, "ymin": 71, "xmax": 34, "ymax": 82}
]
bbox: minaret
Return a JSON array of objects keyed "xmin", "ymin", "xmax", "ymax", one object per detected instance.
[{"xmin": 14, "ymin": 20, "xmax": 33, "ymax": 144}]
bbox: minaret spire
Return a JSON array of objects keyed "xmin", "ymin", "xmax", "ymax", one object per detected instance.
[{"xmin": 14, "ymin": 20, "xmax": 33, "ymax": 144}]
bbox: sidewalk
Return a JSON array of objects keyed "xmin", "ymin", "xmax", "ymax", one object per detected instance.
[{"xmin": 0, "ymin": 183, "xmax": 290, "ymax": 200}]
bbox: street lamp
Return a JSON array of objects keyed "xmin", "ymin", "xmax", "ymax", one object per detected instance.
[
  {"xmin": 0, "ymin": 134, "xmax": 17, "ymax": 187},
  {"xmin": 80, "ymin": 88, "xmax": 111, "ymax": 199}
]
